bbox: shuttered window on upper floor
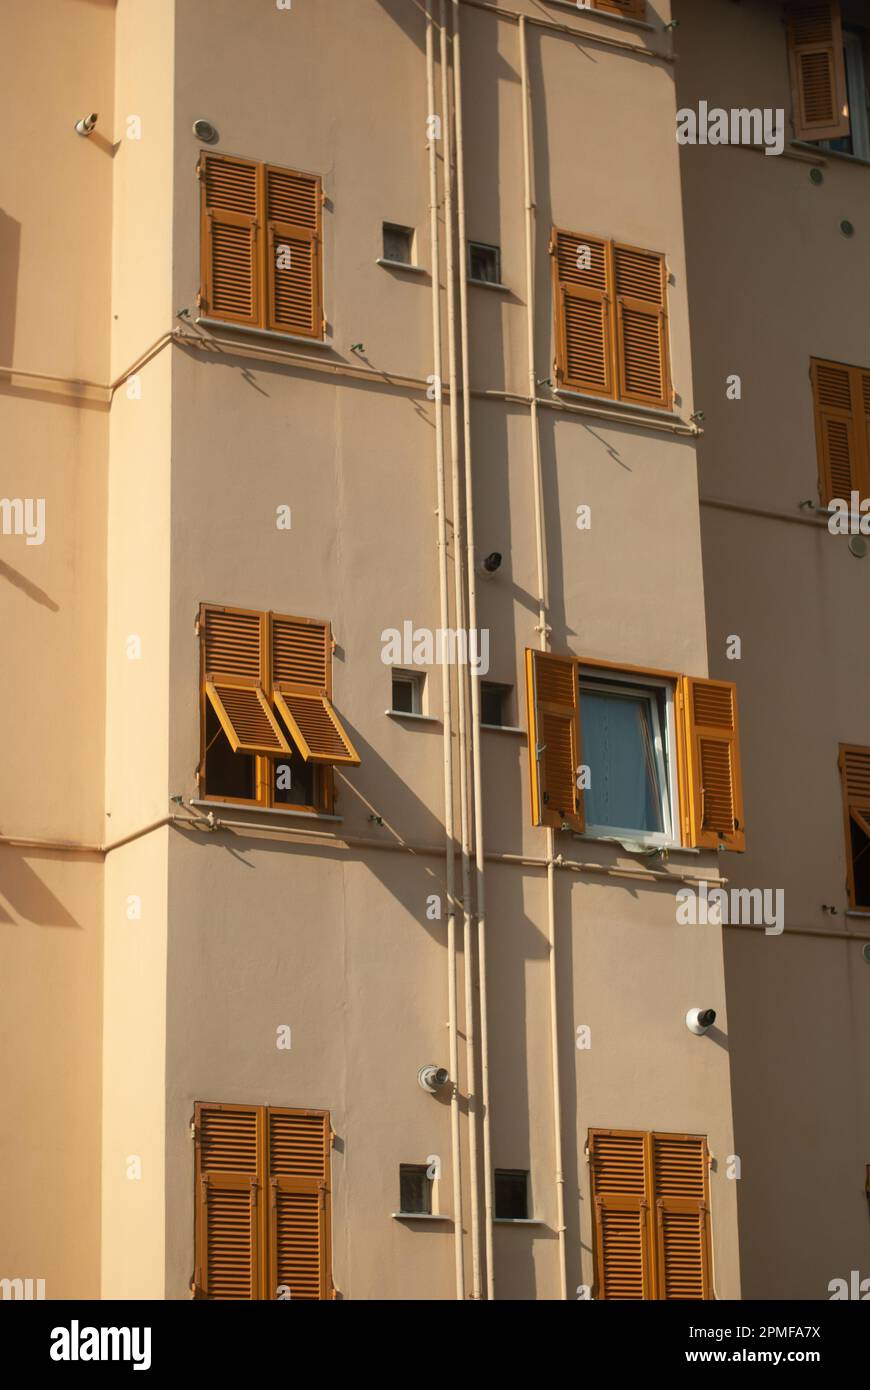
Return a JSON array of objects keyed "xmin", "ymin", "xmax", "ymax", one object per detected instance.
[
  {"xmin": 194, "ymin": 1102, "xmax": 332, "ymax": 1300},
  {"xmin": 525, "ymin": 650, "xmax": 746, "ymax": 851},
  {"xmin": 589, "ymin": 1129, "xmax": 712, "ymax": 1300},
  {"xmin": 786, "ymin": 1, "xmax": 850, "ymax": 143},
  {"xmin": 590, "ymin": 0, "xmax": 647, "ymax": 18},
  {"xmin": 551, "ymin": 230, "xmax": 671, "ymax": 410},
  {"xmin": 811, "ymin": 358, "xmax": 870, "ymax": 506},
  {"xmin": 199, "ymin": 152, "xmax": 324, "ymax": 338},
  {"xmin": 838, "ymin": 745, "xmax": 870, "ymax": 911}
]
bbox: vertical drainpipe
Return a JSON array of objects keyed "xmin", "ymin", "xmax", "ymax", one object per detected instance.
[
  {"xmin": 452, "ymin": 0, "xmax": 495, "ymax": 1301},
  {"xmin": 442, "ymin": 0, "xmax": 482, "ymax": 1299},
  {"xmin": 425, "ymin": 0, "xmax": 465, "ymax": 1302},
  {"xmin": 519, "ymin": 15, "xmax": 569, "ymax": 1301}
]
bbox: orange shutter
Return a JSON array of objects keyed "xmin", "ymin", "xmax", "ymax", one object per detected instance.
[
  {"xmin": 525, "ymin": 649, "xmax": 584, "ymax": 832},
  {"xmin": 679, "ymin": 677, "xmax": 745, "ymax": 852},
  {"xmin": 265, "ymin": 166, "xmax": 323, "ymax": 339},
  {"xmin": 271, "ymin": 614, "xmax": 360, "ymax": 766},
  {"xmin": 786, "ymin": 2, "xmax": 849, "ymax": 143},
  {"xmin": 195, "ymin": 1103, "xmax": 264, "ymax": 1300},
  {"xmin": 552, "ymin": 231, "xmax": 614, "ymax": 398},
  {"xmin": 593, "ymin": 0, "xmax": 646, "ymax": 17},
  {"xmin": 652, "ymin": 1133, "xmax": 712, "ymax": 1300},
  {"xmin": 267, "ymin": 1109, "xmax": 332, "ymax": 1300},
  {"xmin": 200, "ymin": 154, "xmax": 262, "ymax": 326},
  {"xmin": 810, "ymin": 358, "xmax": 870, "ymax": 505},
  {"xmin": 838, "ymin": 745, "xmax": 870, "ymax": 911},
  {"xmin": 614, "ymin": 244, "xmax": 670, "ymax": 409},
  {"xmin": 589, "ymin": 1130, "xmax": 654, "ymax": 1300},
  {"xmin": 201, "ymin": 604, "xmax": 291, "ymax": 755}
]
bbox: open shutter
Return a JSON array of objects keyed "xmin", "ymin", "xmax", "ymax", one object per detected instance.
[
  {"xmin": 195, "ymin": 1103, "xmax": 264, "ymax": 1300},
  {"xmin": 200, "ymin": 154, "xmax": 262, "ymax": 326},
  {"xmin": 525, "ymin": 649, "xmax": 583, "ymax": 832},
  {"xmin": 679, "ymin": 677, "xmax": 745, "ymax": 852},
  {"xmin": 838, "ymin": 745, "xmax": 870, "ymax": 910},
  {"xmin": 786, "ymin": 2, "xmax": 849, "ymax": 143},
  {"xmin": 589, "ymin": 1130, "xmax": 654, "ymax": 1301},
  {"xmin": 652, "ymin": 1134, "xmax": 712, "ymax": 1301},
  {"xmin": 271, "ymin": 614, "xmax": 360, "ymax": 766},
  {"xmin": 267, "ymin": 1109, "xmax": 332, "ymax": 1301},
  {"xmin": 201, "ymin": 605, "xmax": 291, "ymax": 755},
  {"xmin": 811, "ymin": 359, "xmax": 861, "ymax": 504},
  {"xmin": 614, "ymin": 244, "xmax": 670, "ymax": 409},
  {"xmin": 265, "ymin": 166, "xmax": 323, "ymax": 339},
  {"xmin": 551, "ymin": 230, "xmax": 614, "ymax": 398}
]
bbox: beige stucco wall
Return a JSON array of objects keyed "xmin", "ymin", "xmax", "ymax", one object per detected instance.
[{"xmin": 677, "ymin": 0, "xmax": 870, "ymax": 1298}]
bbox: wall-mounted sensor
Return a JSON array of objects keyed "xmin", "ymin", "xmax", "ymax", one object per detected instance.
[
  {"xmin": 686, "ymin": 1007, "xmax": 716, "ymax": 1035},
  {"xmin": 481, "ymin": 552, "xmax": 502, "ymax": 575},
  {"xmin": 417, "ymin": 1065, "xmax": 450, "ymax": 1094},
  {"xmin": 192, "ymin": 119, "xmax": 219, "ymax": 144},
  {"xmin": 74, "ymin": 113, "xmax": 98, "ymax": 137}
]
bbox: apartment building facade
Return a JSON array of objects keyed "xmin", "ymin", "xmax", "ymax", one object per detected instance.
[{"xmin": 6, "ymin": 0, "xmax": 858, "ymax": 1304}]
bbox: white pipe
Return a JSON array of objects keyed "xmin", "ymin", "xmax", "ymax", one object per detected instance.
[
  {"xmin": 452, "ymin": 0, "xmax": 495, "ymax": 1300},
  {"xmin": 426, "ymin": 0, "xmax": 464, "ymax": 1302},
  {"xmin": 441, "ymin": 0, "xmax": 481, "ymax": 1300},
  {"xmin": 519, "ymin": 14, "xmax": 568, "ymax": 1301}
]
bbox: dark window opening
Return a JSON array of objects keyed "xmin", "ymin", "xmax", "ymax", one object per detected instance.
[
  {"xmin": 850, "ymin": 813, "xmax": 870, "ymax": 910},
  {"xmin": 383, "ymin": 223, "xmax": 414, "ymax": 265},
  {"xmin": 399, "ymin": 1164, "xmax": 432, "ymax": 1215},
  {"xmin": 468, "ymin": 241, "xmax": 501, "ymax": 285},
  {"xmin": 495, "ymin": 1169, "xmax": 529, "ymax": 1220},
  {"xmin": 481, "ymin": 682, "xmax": 511, "ymax": 727},
  {"xmin": 204, "ymin": 701, "xmax": 256, "ymax": 801},
  {"xmin": 271, "ymin": 734, "xmax": 316, "ymax": 809},
  {"xmin": 391, "ymin": 670, "xmax": 423, "ymax": 715}
]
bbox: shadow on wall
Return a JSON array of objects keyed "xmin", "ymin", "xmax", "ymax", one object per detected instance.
[
  {"xmin": 0, "ymin": 210, "xmax": 19, "ymax": 366},
  {"xmin": 0, "ymin": 558, "xmax": 60, "ymax": 611},
  {"xmin": 0, "ymin": 851, "xmax": 89, "ymax": 928}
]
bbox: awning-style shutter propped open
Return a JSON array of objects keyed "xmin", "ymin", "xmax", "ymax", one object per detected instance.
[
  {"xmin": 271, "ymin": 614, "xmax": 359, "ymax": 766},
  {"xmin": 201, "ymin": 605, "xmax": 291, "ymax": 755}
]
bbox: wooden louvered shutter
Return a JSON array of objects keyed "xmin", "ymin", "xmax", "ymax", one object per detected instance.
[
  {"xmin": 200, "ymin": 154, "xmax": 262, "ymax": 327},
  {"xmin": 201, "ymin": 605, "xmax": 291, "ymax": 755},
  {"xmin": 589, "ymin": 1130, "xmax": 654, "ymax": 1300},
  {"xmin": 525, "ymin": 649, "xmax": 583, "ymax": 832},
  {"xmin": 838, "ymin": 745, "xmax": 870, "ymax": 911},
  {"xmin": 679, "ymin": 677, "xmax": 745, "ymax": 852},
  {"xmin": 614, "ymin": 244, "xmax": 670, "ymax": 409},
  {"xmin": 195, "ymin": 1103, "xmax": 264, "ymax": 1300},
  {"xmin": 267, "ymin": 1109, "xmax": 332, "ymax": 1300},
  {"xmin": 265, "ymin": 166, "xmax": 323, "ymax": 339},
  {"xmin": 593, "ymin": 0, "xmax": 646, "ymax": 17},
  {"xmin": 271, "ymin": 614, "xmax": 360, "ymax": 766},
  {"xmin": 552, "ymin": 230, "xmax": 614, "ymax": 399},
  {"xmin": 810, "ymin": 359, "xmax": 870, "ymax": 505},
  {"xmin": 651, "ymin": 1133, "xmax": 712, "ymax": 1301},
  {"xmin": 786, "ymin": 2, "xmax": 849, "ymax": 143}
]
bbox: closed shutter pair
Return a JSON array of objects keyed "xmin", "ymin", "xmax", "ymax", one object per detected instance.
[
  {"xmin": 199, "ymin": 153, "xmax": 323, "ymax": 338},
  {"xmin": 200, "ymin": 604, "xmax": 359, "ymax": 765},
  {"xmin": 194, "ymin": 1103, "xmax": 332, "ymax": 1300},
  {"xmin": 786, "ymin": 1, "xmax": 850, "ymax": 143},
  {"xmin": 811, "ymin": 359, "xmax": 870, "ymax": 506},
  {"xmin": 551, "ymin": 231, "xmax": 671, "ymax": 410},
  {"xmin": 525, "ymin": 650, "xmax": 746, "ymax": 852},
  {"xmin": 589, "ymin": 1130, "xmax": 712, "ymax": 1300},
  {"xmin": 839, "ymin": 746, "xmax": 870, "ymax": 911}
]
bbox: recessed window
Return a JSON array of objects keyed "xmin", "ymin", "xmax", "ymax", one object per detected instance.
[
  {"xmin": 821, "ymin": 29, "xmax": 870, "ymax": 162},
  {"xmin": 580, "ymin": 670, "xmax": 678, "ymax": 845},
  {"xmin": 481, "ymin": 682, "xmax": 512, "ymax": 727},
  {"xmin": 495, "ymin": 1169, "xmax": 529, "ymax": 1220},
  {"xmin": 391, "ymin": 669, "xmax": 424, "ymax": 715},
  {"xmin": 468, "ymin": 241, "xmax": 501, "ymax": 285},
  {"xmin": 839, "ymin": 745, "xmax": 870, "ymax": 911},
  {"xmin": 383, "ymin": 223, "xmax": 414, "ymax": 265},
  {"xmin": 399, "ymin": 1164, "xmax": 432, "ymax": 1215}
]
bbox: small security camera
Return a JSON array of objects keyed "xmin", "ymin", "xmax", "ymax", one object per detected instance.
[
  {"xmin": 417, "ymin": 1065, "xmax": 450, "ymax": 1094},
  {"xmin": 481, "ymin": 552, "xmax": 502, "ymax": 575},
  {"xmin": 686, "ymin": 1008, "xmax": 716, "ymax": 1035},
  {"xmin": 75, "ymin": 113, "xmax": 98, "ymax": 137}
]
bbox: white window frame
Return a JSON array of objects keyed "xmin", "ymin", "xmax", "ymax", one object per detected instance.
[
  {"xmin": 391, "ymin": 668, "xmax": 424, "ymax": 716},
  {"xmin": 579, "ymin": 667, "xmax": 681, "ymax": 849}
]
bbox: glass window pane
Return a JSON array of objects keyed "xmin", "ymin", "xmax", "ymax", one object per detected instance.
[
  {"xmin": 581, "ymin": 688, "xmax": 664, "ymax": 834},
  {"xmin": 399, "ymin": 1165, "xmax": 431, "ymax": 1214}
]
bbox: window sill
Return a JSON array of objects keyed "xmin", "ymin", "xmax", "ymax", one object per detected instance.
[
  {"xmin": 553, "ymin": 387, "xmax": 681, "ymax": 422},
  {"xmin": 541, "ymin": 0, "xmax": 657, "ymax": 33},
  {"xmin": 391, "ymin": 1213, "xmax": 452, "ymax": 1223},
  {"xmin": 792, "ymin": 141, "xmax": 870, "ymax": 169},
  {"xmin": 481, "ymin": 723, "xmax": 526, "ymax": 736},
  {"xmin": 190, "ymin": 799, "xmax": 343, "ymax": 823},
  {"xmin": 196, "ymin": 317, "xmax": 334, "ymax": 350},
  {"xmin": 386, "ymin": 710, "xmax": 441, "ymax": 724},
  {"xmin": 494, "ymin": 1217, "xmax": 545, "ymax": 1225},
  {"xmin": 468, "ymin": 278, "xmax": 510, "ymax": 292},
  {"xmin": 376, "ymin": 257, "xmax": 428, "ymax": 276},
  {"xmin": 845, "ymin": 909, "xmax": 870, "ymax": 919},
  {"xmin": 571, "ymin": 832, "xmax": 699, "ymax": 855}
]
